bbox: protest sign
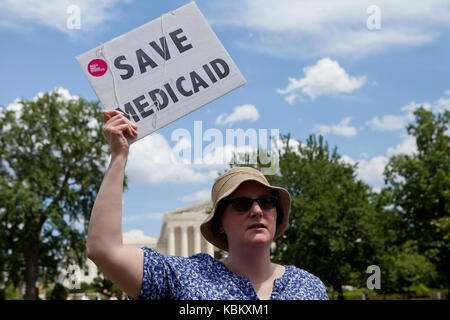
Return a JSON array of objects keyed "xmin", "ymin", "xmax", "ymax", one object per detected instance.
[{"xmin": 76, "ymin": 1, "xmax": 246, "ymax": 143}]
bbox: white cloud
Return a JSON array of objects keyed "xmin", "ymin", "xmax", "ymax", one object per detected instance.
[
  {"xmin": 341, "ymin": 134, "xmax": 417, "ymax": 190},
  {"xmin": 207, "ymin": 0, "xmax": 450, "ymax": 58},
  {"xmin": 313, "ymin": 117, "xmax": 358, "ymax": 137},
  {"xmin": 342, "ymin": 154, "xmax": 389, "ymax": 190},
  {"xmin": 284, "ymin": 93, "xmax": 299, "ymax": 105},
  {"xmin": 123, "ymin": 229, "xmax": 157, "ymax": 241},
  {"xmin": 0, "ymin": 0, "xmax": 129, "ymax": 34},
  {"xmin": 434, "ymin": 97, "xmax": 450, "ymax": 113},
  {"xmin": 367, "ymin": 97, "xmax": 447, "ymax": 132},
  {"xmin": 277, "ymin": 58, "xmax": 366, "ymax": 102},
  {"xmin": 3, "ymin": 99, "xmax": 24, "ymax": 120},
  {"xmin": 1, "ymin": 87, "xmax": 81, "ymax": 129},
  {"xmin": 400, "ymin": 101, "xmax": 431, "ymax": 114},
  {"xmin": 387, "ymin": 135, "xmax": 417, "ymax": 157},
  {"xmin": 366, "ymin": 114, "xmax": 412, "ymax": 131},
  {"xmin": 126, "ymin": 133, "xmax": 219, "ymax": 184},
  {"xmin": 181, "ymin": 189, "xmax": 210, "ymax": 202},
  {"xmin": 216, "ymin": 104, "xmax": 260, "ymax": 126},
  {"xmin": 356, "ymin": 156, "xmax": 389, "ymax": 188}
]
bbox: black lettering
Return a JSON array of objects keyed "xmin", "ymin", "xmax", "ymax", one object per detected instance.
[
  {"xmin": 148, "ymin": 89, "xmax": 169, "ymax": 110},
  {"xmin": 190, "ymin": 71, "xmax": 209, "ymax": 93},
  {"xmin": 117, "ymin": 102, "xmax": 140, "ymax": 122},
  {"xmin": 114, "ymin": 107, "xmax": 127, "ymax": 119},
  {"xmin": 210, "ymin": 58, "xmax": 230, "ymax": 80},
  {"xmin": 164, "ymin": 83, "xmax": 179, "ymax": 103},
  {"xmin": 169, "ymin": 28, "xmax": 193, "ymax": 54},
  {"xmin": 136, "ymin": 49, "xmax": 157, "ymax": 74},
  {"xmin": 176, "ymin": 76, "xmax": 193, "ymax": 97},
  {"xmin": 149, "ymin": 37, "xmax": 171, "ymax": 61},
  {"xmin": 203, "ymin": 64, "xmax": 217, "ymax": 83},
  {"xmin": 114, "ymin": 55, "xmax": 134, "ymax": 80},
  {"xmin": 133, "ymin": 95, "xmax": 153, "ymax": 118}
]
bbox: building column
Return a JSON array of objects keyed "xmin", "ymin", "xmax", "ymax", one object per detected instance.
[
  {"xmin": 181, "ymin": 226, "xmax": 188, "ymax": 257},
  {"xmin": 207, "ymin": 242, "xmax": 215, "ymax": 257},
  {"xmin": 167, "ymin": 226, "xmax": 175, "ymax": 256},
  {"xmin": 194, "ymin": 227, "xmax": 201, "ymax": 254}
]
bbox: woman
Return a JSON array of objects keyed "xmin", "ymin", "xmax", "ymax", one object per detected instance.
[{"xmin": 87, "ymin": 109, "xmax": 328, "ymax": 300}]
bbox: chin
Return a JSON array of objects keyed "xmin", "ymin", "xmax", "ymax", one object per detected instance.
[{"xmin": 246, "ymin": 235, "xmax": 273, "ymax": 248}]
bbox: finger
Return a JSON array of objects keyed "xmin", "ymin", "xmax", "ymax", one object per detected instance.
[
  {"xmin": 125, "ymin": 125, "xmax": 136, "ymax": 139},
  {"xmin": 111, "ymin": 123, "xmax": 132, "ymax": 137},
  {"xmin": 102, "ymin": 110, "xmax": 119, "ymax": 124},
  {"xmin": 107, "ymin": 119, "xmax": 134, "ymax": 135},
  {"xmin": 103, "ymin": 118, "xmax": 128, "ymax": 134},
  {"xmin": 126, "ymin": 122, "xmax": 138, "ymax": 138},
  {"xmin": 113, "ymin": 122, "xmax": 137, "ymax": 137},
  {"xmin": 109, "ymin": 113, "xmax": 138, "ymax": 130},
  {"xmin": 107, "ymin": 113, "xmax": 129, "ymax": 128}
]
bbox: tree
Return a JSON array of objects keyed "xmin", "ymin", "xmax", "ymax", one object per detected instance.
[
  {"xmin": 0, "ymin": 88, "xmax": 111, "ymax": 299},
  {"xmin": 381, "ymin": 241, "xmax": 438, "ymax": 294},
  {"xmin": 384, "ymin": 107, "xmax": 450, "ymax": 289},
  {"xmin": 260, "ymin": 134, "xmax": 387, "ymax": 296},
  {"xmin": 47, "ymin": 283, "xmax": 69, "ymax": 300}
]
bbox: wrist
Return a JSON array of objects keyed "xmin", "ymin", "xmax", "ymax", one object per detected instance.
[{"xmin": 110, "ymin": 152, "xmax": 128, "ymax": 166}]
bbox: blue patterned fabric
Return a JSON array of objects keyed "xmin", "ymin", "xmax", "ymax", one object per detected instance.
[{"xmin": 136, "ymin": 247, "xmax": 329, "ymax": 300}]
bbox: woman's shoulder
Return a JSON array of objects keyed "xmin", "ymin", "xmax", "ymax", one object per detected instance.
[
  {"xmin": 283, "ymin": 265, "xmax": 329, "ymax": 299},
  {"xmin": 285, "ymin": 265, "xmax": 324, "ymax": 285}
]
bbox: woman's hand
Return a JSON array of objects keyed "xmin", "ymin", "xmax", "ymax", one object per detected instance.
[{"xmin": 102, "ymin": 110, "xmax": 138, "ymax": 157}]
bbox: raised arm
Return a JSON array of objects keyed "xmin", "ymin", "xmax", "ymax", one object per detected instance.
[{"xmin": 86, "ymin": 110, "xmax": 143, "ymax": 299}]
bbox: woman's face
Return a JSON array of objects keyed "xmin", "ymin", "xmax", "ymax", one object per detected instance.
[{"xmin": 220, "ymin": 181, "xmax": 277, "ymax": 250}]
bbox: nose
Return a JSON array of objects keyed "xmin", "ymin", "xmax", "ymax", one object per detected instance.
[{"xmin": 249, "ymin": 200, "xmax": 263, "ymax": 217}]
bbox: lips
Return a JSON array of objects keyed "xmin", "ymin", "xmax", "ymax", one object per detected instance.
[{"xmin": 247, "ymin": 223, "xmax": 266, "ymax": 230}]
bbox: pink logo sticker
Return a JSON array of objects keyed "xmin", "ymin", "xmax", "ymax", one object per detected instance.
[{"xmin": 88, "ymin": 59, "xmax": 108, "ymax": 77}]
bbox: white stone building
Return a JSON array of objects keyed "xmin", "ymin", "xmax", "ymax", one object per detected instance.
[{"xmin": 155, "ymin": 200, "xmax": 216, "ymax": 257}]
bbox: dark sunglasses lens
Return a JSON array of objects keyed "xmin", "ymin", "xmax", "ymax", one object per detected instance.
[
  {"xmin": 231, "ymin": 196, "xmax": 277, "ymax": 211},
  {"xmin": 257, "ymin": 196, "xmax": 276, "ymax": 209},
  {"xmin": 232, "ymin": 198, "xmax": 253, "ymax": 211}
]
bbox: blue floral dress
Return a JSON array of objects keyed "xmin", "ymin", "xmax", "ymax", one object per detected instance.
[{"xmin": 136, "ymin": 247, "xmax": 329, "ymax": 300}]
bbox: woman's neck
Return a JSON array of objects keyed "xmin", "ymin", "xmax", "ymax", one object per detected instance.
[{"xmin": 222, "ymin": 245, "xmax": 275, "ymax": 284}]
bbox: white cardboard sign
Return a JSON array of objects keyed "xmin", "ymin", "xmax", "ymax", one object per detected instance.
[{"xmin": 76, "ymin": 1, "xmax": 246, "ymax": 143}]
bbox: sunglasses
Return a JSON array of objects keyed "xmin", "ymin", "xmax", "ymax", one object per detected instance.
[{"xmin": 227, "ymin": 195, "xmax": 278, "ymax": 212}]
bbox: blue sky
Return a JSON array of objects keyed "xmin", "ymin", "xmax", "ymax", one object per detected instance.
[{"xmin": 1, "ymin": 0, "xmax": 449, "ymax": 240}]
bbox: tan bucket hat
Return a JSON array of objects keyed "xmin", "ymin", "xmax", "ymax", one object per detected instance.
[{"xmin": 200, "ymin": 166, "xmax": 291, "ymax": 251}]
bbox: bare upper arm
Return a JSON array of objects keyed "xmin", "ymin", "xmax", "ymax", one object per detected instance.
[{"xmin": 89, "ymin": 245, "xmax": 144, "ymax": 299}]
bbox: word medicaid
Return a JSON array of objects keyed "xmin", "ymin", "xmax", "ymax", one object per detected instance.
[{"xmin": 116, "ymin": 57, "xmax": 230, "ymax": 123}]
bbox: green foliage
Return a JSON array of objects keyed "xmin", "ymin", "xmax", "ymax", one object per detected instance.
[
  {"xmin": 380, "ymin": 242, "xmax": 438, "ymax": 293},
  {"xmin": 384, "ymin": 107, "xmax": 449, "ymax": 288},
  {"xmin": 407, "ymin": 283, "xmax": 431, "ymax": 297},
  {"xmin": 0, "ymin": 284, "xmax": 23, "ymax": 300},
  {"xmin": 0, "ymin": 89, "xmax": 112, "ymax": 299},
  {"xmin": 47, "ymin": 283, "xmax": 68, "ymax": 300},
  {"xmin": 263, "ymin": 134, "xmax": 387, "ymax": 292}
]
